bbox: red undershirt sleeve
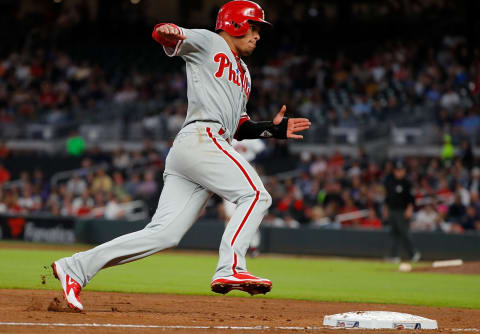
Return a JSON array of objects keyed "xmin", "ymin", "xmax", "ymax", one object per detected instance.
[{"xmin": 151, "ymin": 23, "xmax": 181, "ymax": 48}]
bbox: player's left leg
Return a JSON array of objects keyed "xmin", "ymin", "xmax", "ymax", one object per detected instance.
[
  {"xmin": 52, "ymin": 173, "xmax": 211, "ymax": 310},
  {"xmin": 398, "ymin": 217, "xmax": 419, "ymax": 261}
]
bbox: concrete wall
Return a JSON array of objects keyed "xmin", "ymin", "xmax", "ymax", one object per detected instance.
[{"xmin": 74, "ymin": 219, "xmax": 480, "ymax": 261}]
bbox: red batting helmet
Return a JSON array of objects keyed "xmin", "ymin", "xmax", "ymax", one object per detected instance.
[{"xmin": 215, "ymin": 0, "xmax": 272, "ymax": 37}]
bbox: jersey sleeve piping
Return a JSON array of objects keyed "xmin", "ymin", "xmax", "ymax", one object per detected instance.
[{"xmin": 163, "ymin": 27, "xmax": 186, "ymax": 57}]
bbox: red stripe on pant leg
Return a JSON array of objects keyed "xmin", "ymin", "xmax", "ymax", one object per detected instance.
[
  {"xmin": 231, "ymin": 190, "xmax": 259, "ymax": 246},
  {"xmin": 232, "ymin": 253, "xmax": 237, "ymax": 275},
  {"xmin": 206, "ymin": 127, "xmax": 260, "ymax": 274},
  {"xmin": 206, "ymin": 128, "xmax": 257, "ymax": 191}
]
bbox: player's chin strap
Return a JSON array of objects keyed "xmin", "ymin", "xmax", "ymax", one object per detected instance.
[{"xmin": 235, "ymin": 118, "xmax": 288, "ymax": 141}]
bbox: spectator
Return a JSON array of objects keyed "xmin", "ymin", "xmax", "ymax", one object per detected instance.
[
  {"xmin": 3, "ymin": 190, "xmax": 22, "ymax": 213},
  {"xmin": 136, "ymin": 170, "xmax": 158, "ymax": 198},
  {"xmin": 91, "ymin": 168, "xmax": 113, "ymax": 193},
  {"xmin": 437, "ymin": 177, "xmax": 453, "ymax": 204},
  {"xmin": 112, "ymin": 171, "xmax": 130, "ymax": 201},
  {"xmin": 411, "ymin": 203, "xmax": 440, "ymax": 232},
  {"xmin": 60, "ymin": 193, "xmax": 75, "ymax": 217},
  {"xmin": 0, "ymin": 163, "xmax": 10, "ymax": 185},
  {"xmin": 17, "ymin": 184, "xmax": 41, "ymax": 212},
  {"xmin": 112, "ymin": 148, "xmax": 131, "ymax": 170},
  {"xmin": 361, "ymin": 208, "xmax": 382, "ymax": 229},
  {"xmin": 72, "ymin": 189, "xmax": 94, "ymax": 215},
  {"xmin": 458, "ymin": 205, "xmax": 479, "ymax": 231},
  {"xmin": 91, "ymin": 192, "xmax": 106, "ymax": 218},
  {"xmin": 104, "ymin": 193, "xmax": 125, "ymax": 220},
  {"xmin": 339, "ymin": 191, "xmax": 361, "ymax": 227},
  {"xmin": 263, "ymin": 211, "xmax": 286, "ymax": 228},
  {"xmin": 440, "ymin": 87, "xmax": 461, "ymax": 110},
  {"xmin": 309, "ymin": 155, "xmax": 327, "ymax": 176},
  {"xmin": 66, "ymin": 174, "xmax": 87, "ymax": 196},
  {"xmin": 447, "ymin": 193, "xmax": 466, "ymax": 224},
  {"xmin": 283, "ymin": 214, "xmax": 301, "ymax": 228},
  {"xmin": 125, "ymin": 173, "xmax": 142, "ymax": 197}
]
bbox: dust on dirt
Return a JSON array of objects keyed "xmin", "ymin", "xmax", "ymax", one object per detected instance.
[
  {"xmin": 47, "ymin": 296, "xmax": 81, "ymax": 313},
  {"xmin": 24, "ymin": 297, "xmax": 43, "ymax": 311}
]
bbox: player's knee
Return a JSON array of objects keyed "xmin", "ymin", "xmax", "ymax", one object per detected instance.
[
  {"xmin": 169, "ymin": 234, "xmax": 183, "ymax": 248},
  {"xmin": 238, "ymin": 189, "xmax": 271, "ymax": 208},
  {"xmin": 147, "ymin": 225, "xmax": 183, "ymax": 248},
  {"xmin": 159, "ymin": 233, "xmax": 183, "ymax": 248},
  {"xmin": 258, "ymin": 190, "xmax": 272, "ymax": 209}
]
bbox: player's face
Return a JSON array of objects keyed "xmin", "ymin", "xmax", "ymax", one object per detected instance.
[
  {"xmin": 394, "ymin": 168, "xmax": 406, "ymax": 179},
  {"xmin": 235, "ymin": 24, "xmax": 261, "ymax": 56}
]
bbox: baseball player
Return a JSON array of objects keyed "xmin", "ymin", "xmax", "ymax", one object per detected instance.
[{"xmin": 51, "ymin": 0, "xmax": 311, "ymax": 311}]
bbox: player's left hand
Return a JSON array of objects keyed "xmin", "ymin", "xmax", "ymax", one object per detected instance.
[{"xmin": 273, "ymin": 105, "xmax": 311, "ymax": 140}]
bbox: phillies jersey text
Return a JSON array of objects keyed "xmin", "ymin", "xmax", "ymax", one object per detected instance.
[{"xmin": 164, "ymin": 28, "xmax": 250, "ymax": 141}]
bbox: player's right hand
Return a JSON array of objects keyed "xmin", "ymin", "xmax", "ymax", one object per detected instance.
[{"xmin": 155, "ymin": 24, "xmax": 186, "ymax": 44}]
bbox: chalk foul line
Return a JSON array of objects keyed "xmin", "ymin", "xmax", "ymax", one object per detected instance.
[
  {"xmin": 0, "ymin": 322, "xmax": 478, "ymax": 332},
  {"xmin": 0, "ymin": 322, "xmax": 325, "ymax": 331}
]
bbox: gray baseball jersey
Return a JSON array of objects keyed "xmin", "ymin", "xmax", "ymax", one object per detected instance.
[
  {"xmin": 166, "ymin": 27, "xmax": 251, "ymax": 141},
  {"xmin": 56, "ymin": 25, "xmax": 271, "ymax": 287}
]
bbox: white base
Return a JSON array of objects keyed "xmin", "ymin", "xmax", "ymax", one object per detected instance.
[{"xmin": 323, "ymin": 311, "xmax": 438, "ymax": 329}]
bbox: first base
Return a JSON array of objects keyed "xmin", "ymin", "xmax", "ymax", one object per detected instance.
[{"xmin": 323, "ymin": 311, "xmax": 438, "ymax": 329}]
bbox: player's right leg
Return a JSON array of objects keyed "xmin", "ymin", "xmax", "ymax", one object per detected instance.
[
  {"xmin": 170, "ymin": 124, "xmax": 273, "ymax": 295},
  {"xmin": 388, "ymin": 212, "xmax": 402, "ymax": 262},
  {"xmin": 52, "ymin": 173, "xmax": 210, "ymax": 311}
]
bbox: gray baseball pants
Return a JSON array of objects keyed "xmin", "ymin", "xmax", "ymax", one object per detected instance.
[{"xmin": 57, "ymin": 121, "xmax": 272, "ymax": 287}]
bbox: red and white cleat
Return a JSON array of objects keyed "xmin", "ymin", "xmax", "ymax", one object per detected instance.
[
  {"xmin": 51, "ymin": 261, "xmax": 83, "ymax": 311},
  {"xmin": 211, "ymin": 272, "xmax": 272, "ymax": 296}
]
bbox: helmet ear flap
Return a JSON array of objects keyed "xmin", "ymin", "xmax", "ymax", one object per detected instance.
[{"xmin": 233, "ymin": 20, "xmax": 250, "ymax": 36}]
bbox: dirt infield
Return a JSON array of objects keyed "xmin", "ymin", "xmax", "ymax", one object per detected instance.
[
  {"xmin": 413, "ymin": 261, "xmax": 480, "ymax": 275},
  {"xmin": 1, "ymin": 289, "xmax": 479, "ymax": 333}
]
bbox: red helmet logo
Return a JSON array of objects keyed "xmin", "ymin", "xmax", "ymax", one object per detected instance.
[{"xmin": 216, "ymin": 0, "xmax": 271, "ymax": 37}]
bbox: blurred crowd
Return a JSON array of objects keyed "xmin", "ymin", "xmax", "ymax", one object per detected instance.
[
  {"xmin": 1, "ymin": 33, "xmax": 479, "ymax": 142},
  {"xmin": 0, "ymin": 143, "xmax": 164, "ymax": 221},
  {"xmin": 252, "ymin": 34, "xmax": 480, "ymax": 144},
  {"xmin": 256, "ymin": 149, "xmax": 480, "ymax": 233},
  {"xmin": 1, "ymin": 143, "xmax": 479, "ymax": 233}
]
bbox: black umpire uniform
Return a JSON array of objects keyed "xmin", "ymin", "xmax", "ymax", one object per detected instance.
[{"xmin": 384, "ymin": 161, "xmax": 420, "ymax": 261}]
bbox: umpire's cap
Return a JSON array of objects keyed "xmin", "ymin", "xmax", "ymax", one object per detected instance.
[{"xmin": 394, "ymin": 159, "xmax": 406, "ymax": 170}]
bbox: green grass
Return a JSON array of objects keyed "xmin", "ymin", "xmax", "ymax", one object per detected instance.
[{"xmin": 0, "ymin": 244, "xmax": 479, "ymax": 309}]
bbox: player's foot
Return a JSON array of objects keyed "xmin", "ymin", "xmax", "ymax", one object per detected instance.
[
  {"xmin": 247, "ymin": 247, "xmax": 260, "ymax": 258},
  {"xmin": 211, "ymin": 272, "xmax": 272, "ymax": 296},
  {"xmin": 384, "ymin": 256, "xmax": 401, "ymax": 264},
  {"xmin": 51, "ymin": 261, "xmax": 83, "ymax": 311},
  {"xmin": 411, "ymin": 251, "xmax": 421, "ymax": 263}
]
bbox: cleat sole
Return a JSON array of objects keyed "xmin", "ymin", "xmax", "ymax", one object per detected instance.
[{"xmin": 211, "ymin": 281, "xmax": 272, "ymax": 296}]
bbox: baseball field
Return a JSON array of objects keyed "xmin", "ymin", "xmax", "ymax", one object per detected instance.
[{"xmin": 1, "ymin": 241, "xmax": 479, "ymax": 333}]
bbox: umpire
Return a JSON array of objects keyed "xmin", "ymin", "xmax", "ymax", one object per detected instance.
[{"xmin": 383, "ymin": 160, "xmax": 421, "ymax": 262}]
